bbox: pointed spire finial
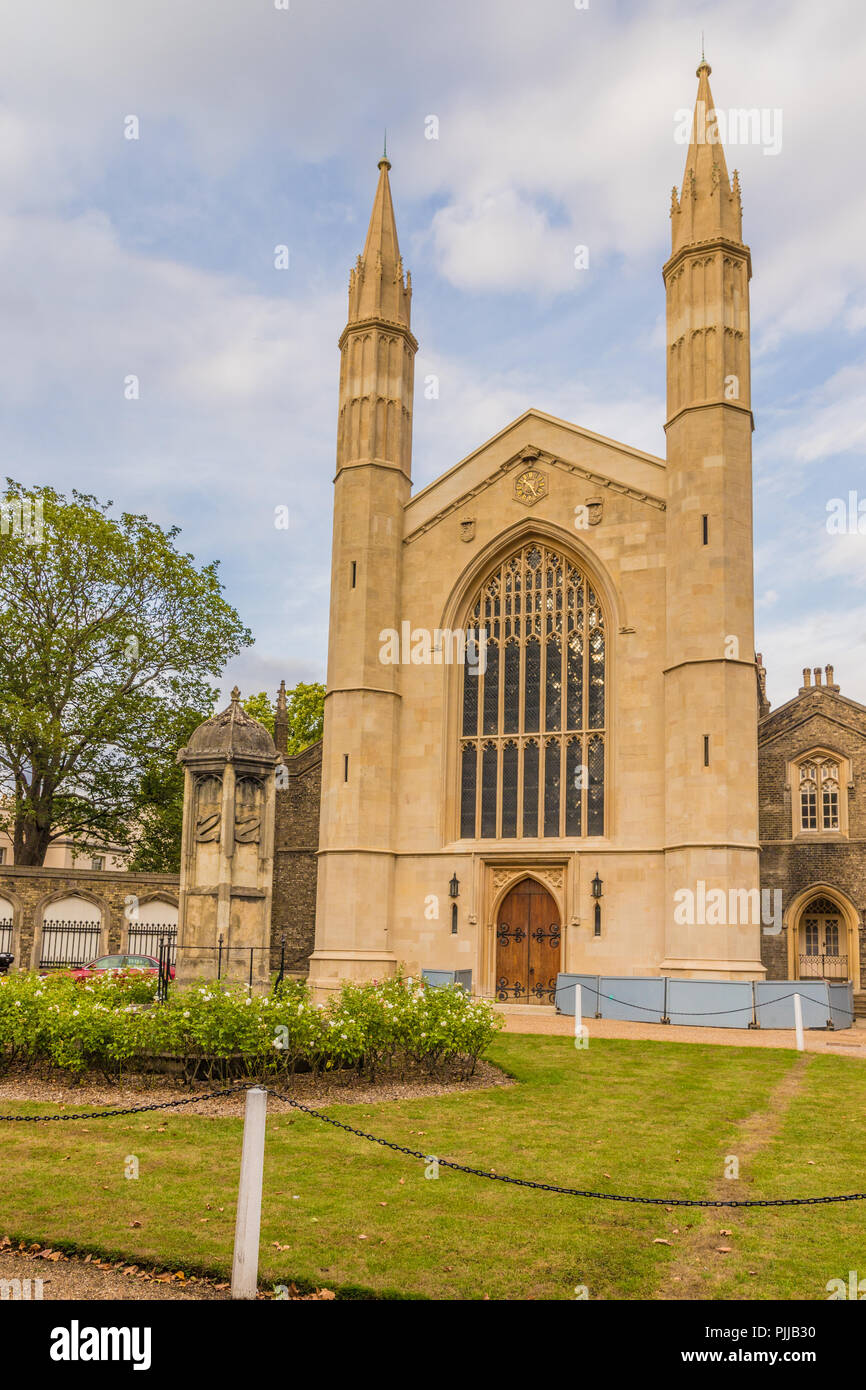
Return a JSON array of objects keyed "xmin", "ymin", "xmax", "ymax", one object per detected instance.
[
  {"xmin": 671, "ymin": 57, "xmax": 741, "ymax": 252},
  {"xmin": 379, "ymin": 128, "xmax": 391, "ymax": 171},
  {"xmin": 276, "ymin": 679, "xmax": 287, "ymax": 713},
  {"xmin": 230, "ymin": 685, "xmax": 240, "ymax": 705},
  {"xmin": 347, "ymin": 141, "xmax": 409, "ymax": 326},
  {"xmin": 697, "ymin": 34, "xmax": 711, "ymax": 76}
]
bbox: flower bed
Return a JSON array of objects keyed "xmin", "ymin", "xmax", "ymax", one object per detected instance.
[{"xmin": 0, "ymin": 970, "xmax": 502, "ymax": 1084}]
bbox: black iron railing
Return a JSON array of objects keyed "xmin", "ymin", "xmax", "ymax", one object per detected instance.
[
  {"xmin": 127, "ymin": 923, "xmax": 178, "ymax": 964},
  {"xmin": 39, "ymin": 921, "xmax": 102, "ymax": 969},
  {"xmin": 0, "ymin": 919, "xmax": 12, "ymax": 955},
  {"xmin": 798, "ymin": 953, "xmax": 849, "ymax": 981}
]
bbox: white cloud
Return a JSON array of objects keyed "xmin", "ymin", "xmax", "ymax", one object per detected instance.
[
  {"xmin": 0, "ymin": 0, "xmax": 863, "ymax": 705},
  {"xmin": 430, "ymin": 189, "xmax": 574, "ymax": 294}
]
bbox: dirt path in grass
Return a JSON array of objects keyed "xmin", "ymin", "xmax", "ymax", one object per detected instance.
[{"xmin": 655, "ymin": 1053, "xmax": 810, "ymax": 1300}]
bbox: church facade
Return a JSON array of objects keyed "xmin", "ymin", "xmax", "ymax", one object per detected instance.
[{"xmin": 305, "ymin": 59, "xmax": 768, "ymax": 1003}]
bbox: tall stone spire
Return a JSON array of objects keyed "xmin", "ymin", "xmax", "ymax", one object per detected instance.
[
  {"xmin": 660, "ymin": 59, "xmax": 762, "ymax": 984},
  {"xmin": 671, "ymin": 58, "xmax": 743, "ymax": 253},
  {"xmin": 347, "ymin": 154, "xmax": 412, "ymax": 328},
  {"xmin": 309, "ymin": 149, "xmax": 418, "ymax": 1002}
]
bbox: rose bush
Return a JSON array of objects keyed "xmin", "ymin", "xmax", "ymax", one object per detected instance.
[{"xmin": 0, "ymin": 970, "xmax": 502, "ymax": 1083}]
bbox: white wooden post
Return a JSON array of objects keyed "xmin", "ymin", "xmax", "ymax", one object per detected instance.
[
  {"xmin": 231, "ymin": 1086, "xmax": 268, "ymax": 1300},
  {"xmin": 793, "ymin": 993, "xmax": 805, "ymax": 1052}
]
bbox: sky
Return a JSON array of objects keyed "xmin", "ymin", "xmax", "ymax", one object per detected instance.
[{"xmin": 2, "ymin": 0, "xmax": 864, "ymax": 712}]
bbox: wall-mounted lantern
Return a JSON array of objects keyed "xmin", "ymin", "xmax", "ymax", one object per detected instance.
[
  {"xmin": 591, "ymin": 872, "xmax": 603, "ymax": 936},
  {"xmin": 449, "ymin": 873, "xmax": 460, "ymax": 899}
]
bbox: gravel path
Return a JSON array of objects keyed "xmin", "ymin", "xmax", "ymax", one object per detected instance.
[
  {"xmin": 0, "ymin": 1244, "xmax": 231, "ymax": 1300},
  {"xmin": 0, "ymin": 1058, "xmax": 511, "ymax": 1117},
  {"xmin": 0, "ymin": 1241, "xmax": 337, "ymax": 1300}
]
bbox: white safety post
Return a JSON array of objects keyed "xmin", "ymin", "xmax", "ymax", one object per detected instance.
[
  {"xmin": 574, "ymin": 984, "xmax": 582, "ymax": 1037},
  {"xmin": 231, "ymin": 1086, "xmax": 268, "ymax": 1300},
  {"xmin": 793, "ymin": 993, "xmax": 805, "ymax": 1053}
]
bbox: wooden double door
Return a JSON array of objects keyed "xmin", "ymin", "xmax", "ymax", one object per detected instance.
[{"xmin": 495, "ymin": 878, "xmax": 561, "ymax": 1004}]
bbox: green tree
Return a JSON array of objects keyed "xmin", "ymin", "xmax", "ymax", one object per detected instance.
[
  {"xmin": 0, "ymin": 480, "xmax": 252, "ymax": 865},
  {"xmin": 242, "ymin": 691, "xmax": 275, "ymax": 736},
  {"xmin": 285, "ymin": 681, "xmax": 324, "ymax": 753},
  {"xmin": 125, "ymin": 705, "xmax": 214, "ymax": 874}
]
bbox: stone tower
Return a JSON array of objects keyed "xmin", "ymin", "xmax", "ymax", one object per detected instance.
[
  {"xmin": 176, "ymin": 688, "xmax": 278, "ymax": 988},
  {"xmin": 661, "ymin": 60, "xmax": 764, "ymax": 978},
  {"xmin": 307, "ymin": 153, "xmax": 418, "ymax": 1000}
]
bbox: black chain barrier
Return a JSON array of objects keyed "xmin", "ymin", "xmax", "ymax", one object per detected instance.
[
  {"xmin": 267, "ymin": 1090, "xmax": 866, "ymax": 1209},
  {"xmin": 0, "ymin": 1083, "xmax": 251, "ymax": 1122},
  {"xmin": 1, "ymin": 1082, "xmax": 864, "ymax": 1207}
]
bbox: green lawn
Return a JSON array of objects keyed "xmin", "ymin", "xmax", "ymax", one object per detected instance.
[{"xmin": 1, "ymin": 1035, "xmax": 863, "ymax": 1300}]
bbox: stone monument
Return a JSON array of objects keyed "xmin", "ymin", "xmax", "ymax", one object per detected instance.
[{"xmin": 175, "ymin": 688, "xmax": 277, "ymax": 988}]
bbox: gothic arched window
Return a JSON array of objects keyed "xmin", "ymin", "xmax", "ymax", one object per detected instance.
[
  {"xmin": 459, "ymin": 542, "xmax": 606, "ymax": 838},
  {"xmin": 795, "ymin": 752, "xmax": 844, "ymax": 834}
]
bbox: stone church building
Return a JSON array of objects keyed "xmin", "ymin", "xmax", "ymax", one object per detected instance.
[
  {"xmin": 156, "ymin": 60, "xmax": 866, "ymax": 1009},
  {"xmin": 4, "ymin": 62, "xmax": 862, "ymax": 1002},
  {"xmin": 306, "ymin": 57, "xmax": 765, "ymax": 1003}
]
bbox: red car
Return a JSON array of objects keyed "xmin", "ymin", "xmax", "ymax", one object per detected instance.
[{"xmin": 72, "ymin": 953, "xmax": 175, "ymax": 981}]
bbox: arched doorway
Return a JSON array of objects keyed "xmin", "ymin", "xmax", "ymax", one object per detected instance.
[
  {"xmin": 495, "ymin": 877, "xmax": 561, "ymax": 1004},
  {"xmin": 796, "ymin": 895, "xmax": 850, "ymax": 981}
]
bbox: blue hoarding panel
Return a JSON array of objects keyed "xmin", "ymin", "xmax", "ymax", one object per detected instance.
[
  {"xmin": 598, "ymin": 976, "xmax": 666, "ymax": 1022},
  {"xmin": 554, "ymin": 975, "xmax": 850, "ymax": 1030},
  {"xmin": 422, "ymin": 969, "xmax": 472, "ymax": 993},
  {"xmin": 663, "ymin": 980, "xmax": 754, "ymax": 1029},
  {"xmin": 828, "ymin": 983, "xmax": 854, "ymax": 1030},
  {"xmin": 755, "ymin": 981, "xmax": 830, "ymax": 1030},
  {"xmin": 554, "ymin": 975, "xmax": 602, "ymax": 1016}
]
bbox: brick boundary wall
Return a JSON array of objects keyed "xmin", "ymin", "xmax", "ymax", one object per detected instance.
[{"xmin": 0, "ymin": 866, "xmax": 180, "ymax": 970}]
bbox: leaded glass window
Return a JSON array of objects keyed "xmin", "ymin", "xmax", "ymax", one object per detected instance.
[
  {"xmin": 798, "ymin": 756, "xmax": 841, "ymax": 832},
  {"xmin": 502, "ymin": 741, "xmax": 519, "ymax": 837},
  {"xmin": 481, "ymin": 741, "xmax": 498, "ymax": 837},
  {"xmin": 458, "ymin": 541, "xmax": 606, "ymax": 838},
  {"xmin": 820, "ymin": 761, "xmax": 839, "ymax": 830}
]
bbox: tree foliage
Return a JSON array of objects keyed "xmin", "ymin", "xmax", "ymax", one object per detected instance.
[
  {"xmin": 242, "ymin": 692, "xmax": 275, "ymax": 736},
  {"xmin": 0, "ymin": 480, "xmax": 251, "ymax": 865},
  {"xmin": 284, "ymin": 681, "xmax": 324, "ymax": 754}
]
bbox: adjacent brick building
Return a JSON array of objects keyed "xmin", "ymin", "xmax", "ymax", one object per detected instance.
[{"xmin": 758, "ymin": 661, "xmax": 866, "ymax": 1000}]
